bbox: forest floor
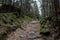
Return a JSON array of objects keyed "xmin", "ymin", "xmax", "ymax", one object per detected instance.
[{"xmin": 6, "ymin": 21, "xmax": 44, "ymax": 40}]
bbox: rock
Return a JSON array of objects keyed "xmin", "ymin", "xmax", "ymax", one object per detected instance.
[
  {"xmin": 19, "ymin": 33, "xmax": 25, "ymax": 38},
  {"xmin": 30, "ymin": 21, "xmax": 39, "ymax": 24},
  {"xmin": 27, "ymin": 32, "xmax": 37, "ymax": 39}
]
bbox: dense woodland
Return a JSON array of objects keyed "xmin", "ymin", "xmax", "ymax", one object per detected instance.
[
  {"xmin": 0, "ymin": 0, "xmax": 40, "ymax": 19},
  {"xmin": 0, "ymin": 0, "xmax": 60, "ymax": 40}
]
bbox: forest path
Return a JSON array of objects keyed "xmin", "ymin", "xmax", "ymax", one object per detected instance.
[{"xmin": 6, "ymin": 21, "xmax": 43, "ymax": 40}]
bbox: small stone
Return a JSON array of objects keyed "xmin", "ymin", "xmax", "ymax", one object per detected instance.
[
  {"xmin": 30, "ymin": 21, "xmax": 38, "ymax": 24},
  {"xmin": 27, "ymin": 32, "xmax": 37, "ymax": 39},
  {"xmin": 19, "ymin": 34, "xmax": 25, "ymax": 38}
]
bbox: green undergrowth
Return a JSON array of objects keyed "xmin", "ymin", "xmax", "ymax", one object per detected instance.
[
  {"xmin": 20, "ymin": 15, "xmax": 38, "ymax": 21},
  {"xmin": 0, "ymin": 13, "xmax": 37, "ymax": 40},
  {"xmin": 40, "ymin": 17, "xmax": 49, "ymax": 33}
]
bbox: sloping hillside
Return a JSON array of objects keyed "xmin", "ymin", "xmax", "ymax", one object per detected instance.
[{"xmin": 0, "ymin": 13, "xmax": 39, "ymax": 40}]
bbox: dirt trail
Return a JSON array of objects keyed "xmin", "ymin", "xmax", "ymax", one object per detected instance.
[{"xmin": 6, "ymin": 21, "xmax": 43, "ymax": 40}]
